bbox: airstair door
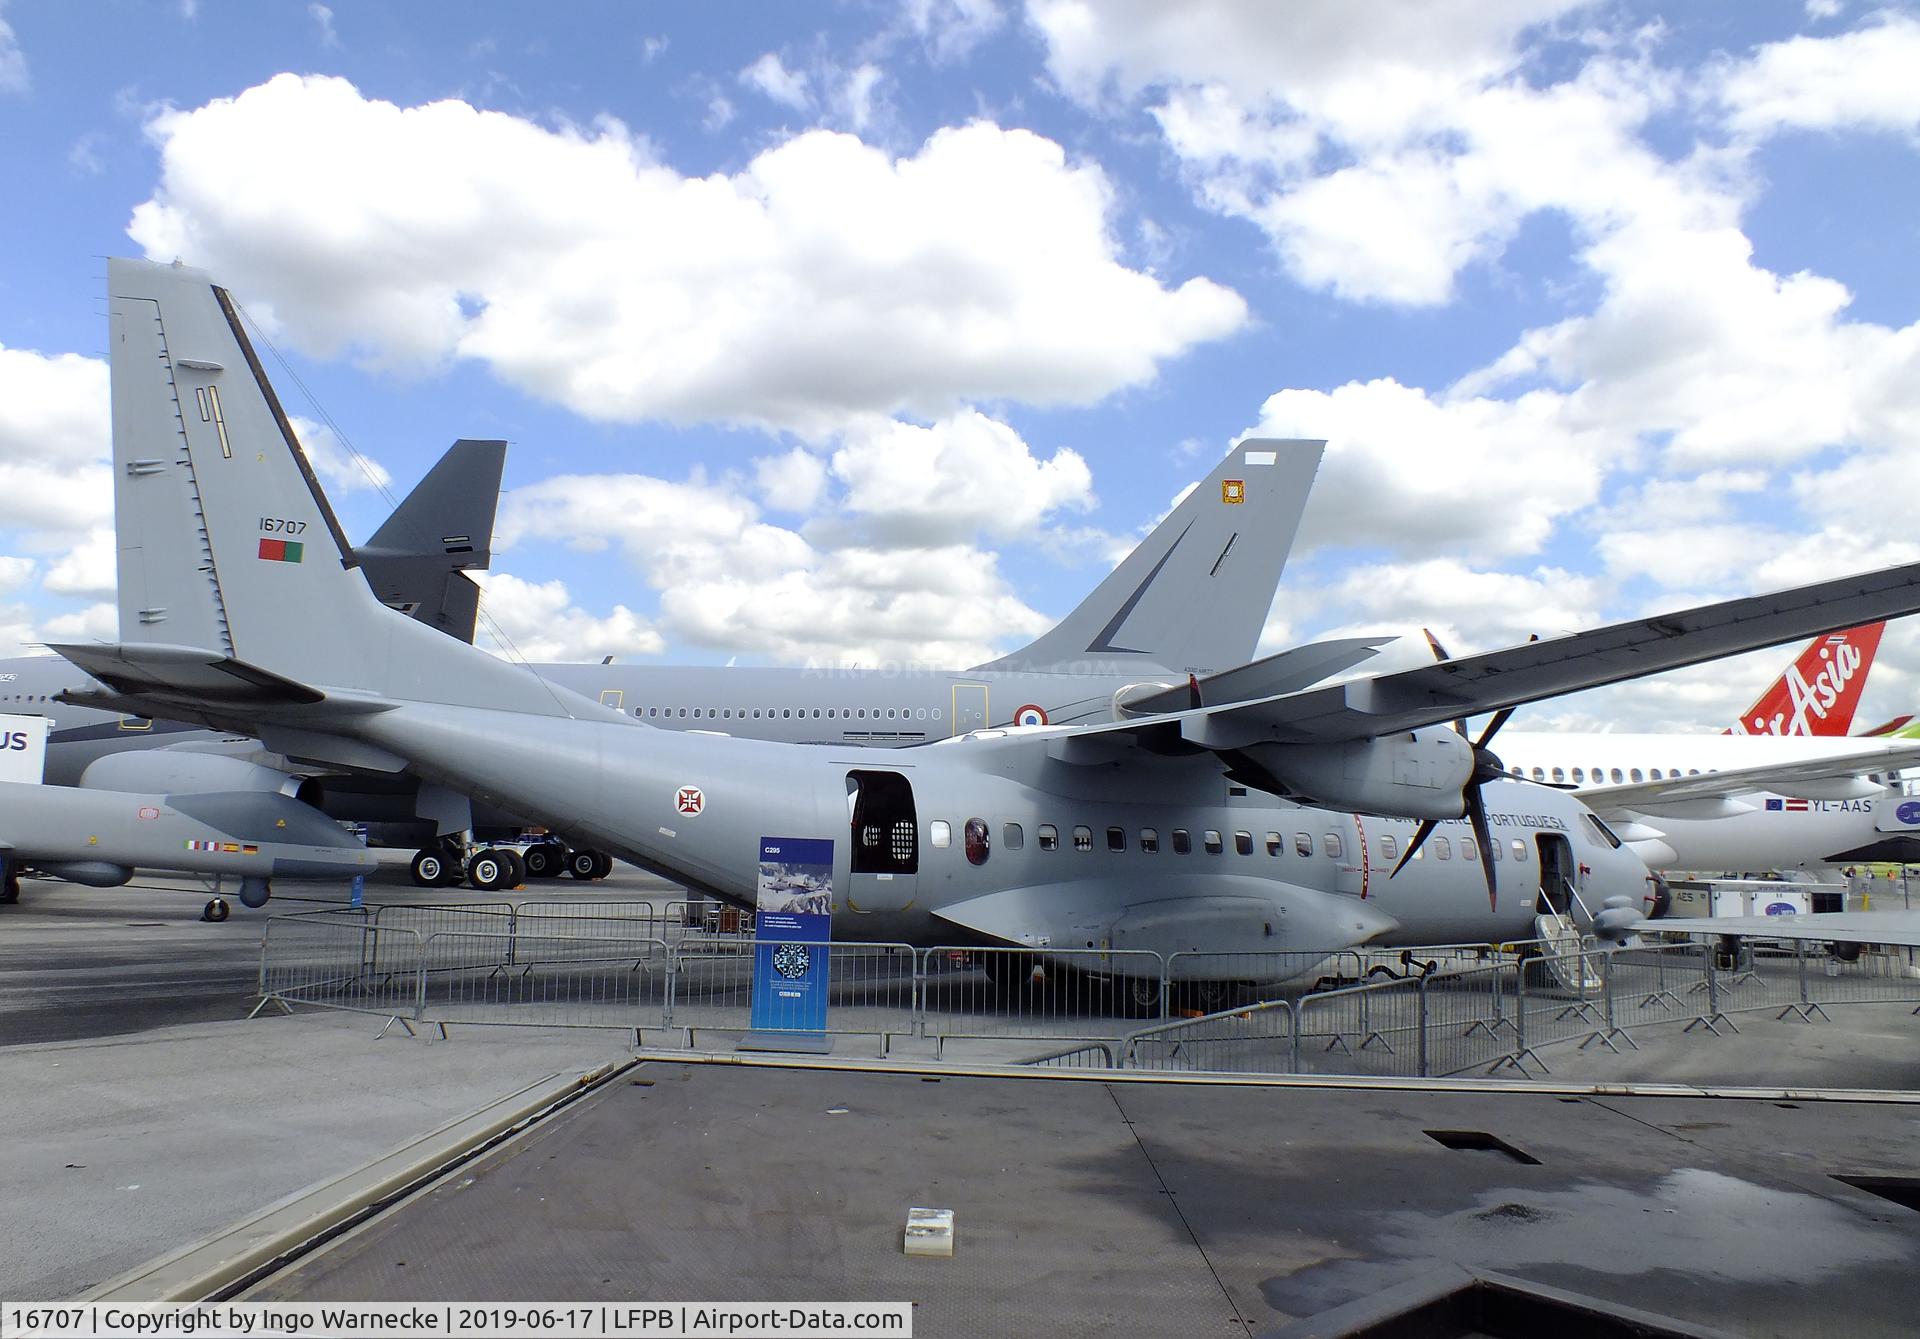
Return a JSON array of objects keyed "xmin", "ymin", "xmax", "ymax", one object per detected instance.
[{"xmin": 846, "ymin": 770, "xmax": 919, "ymax": 915}]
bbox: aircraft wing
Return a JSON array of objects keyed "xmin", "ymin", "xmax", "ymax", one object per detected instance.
[
  {"xmin": 1573, "ymin": 742, "xmax": 1920, "ymax": 814},
  {"xmin": 1043, "ymin": 561, "xmax": 1920, "ymax": 753},
  {"xmin": 1641, "ymin": 911, "xmax": 1920, "ymax": 946}
]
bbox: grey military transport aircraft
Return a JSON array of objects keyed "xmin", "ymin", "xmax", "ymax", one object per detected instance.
[
  {"xmin": 41, "ymin": 259, "xmax": 1920, "ymax": 994},
  {"xmin": 5, "ymin": 283, "xmax": 1357, "ymax": 891}
]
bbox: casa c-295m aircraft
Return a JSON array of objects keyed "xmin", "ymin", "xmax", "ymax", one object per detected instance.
[{"xmin": 49, "ymin": 259, "xmax": 1920, "ymax": 994}]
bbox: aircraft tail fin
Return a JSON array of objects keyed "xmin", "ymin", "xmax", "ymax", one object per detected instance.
[
  {"xmin": 354, "ymin": 439, "xmax": 506, "ymax": 644},
  {"xmin": 1724, "ymin": 622, "xmax": 1884, "ymax": 736},
  {"xmin": 1857, "ymin": 714, "xmax": 1915, "ymax": 738},
  {"xmin": 971, "ymin": 439, "xmax": 1321, "ymax": 676},
  {"xmin": 106, "ymin": 258, "xmax": 576, "ymax": 720}
]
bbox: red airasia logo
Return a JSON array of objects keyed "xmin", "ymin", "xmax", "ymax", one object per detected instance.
[{"xmin": 675, "ymin": 786, "xmax": 705, "ymax": 815}]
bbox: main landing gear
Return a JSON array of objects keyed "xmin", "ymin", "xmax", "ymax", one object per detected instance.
[
  {"xmin": 408, "ymin": 837, "xmax": 614, "ymax": 890},
  {"xmin": 1, "ymin": 857, "xmax": 20, "ymax": 906}
]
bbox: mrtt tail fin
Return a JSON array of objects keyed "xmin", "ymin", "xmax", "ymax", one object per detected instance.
[
  {"xmin": 354, "ymin": 439, "xmax": 506, "ymax": 644},
  {"xmin": 1725, "ymin": 622, "xmax": 1885, "ymax": 736},
  {"xmin": 104, "ymin": 257, "xmax": 571, "ymax": 718},
  {"xmin": 972, "ymin": 439, "xmax": 1321, "ymax": 676}
]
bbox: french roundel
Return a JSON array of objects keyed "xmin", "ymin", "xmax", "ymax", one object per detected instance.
[{"xmin": 1013, "ymin": 704, "xmax": 1048, "ymax": 727}]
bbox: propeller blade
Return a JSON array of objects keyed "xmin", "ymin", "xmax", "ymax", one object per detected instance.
[
  {"xmin": 1389, "ymin": 819, "xmax": 1438, "ymax": 879},
  {"xmin": 1473, "ymin": 705, "xmax": 1516, "ymax": 751},
  {"xmin": 1466, "ymin": 786, "xmax": 1498, "ymax": 911},
  {"xmin": 1188, "ymin": 673, "xmax": 1202, "ymax": 711},
  {"xmin": 1422, "ymin": 627, "xmax": 1450, "ymax": 662}
]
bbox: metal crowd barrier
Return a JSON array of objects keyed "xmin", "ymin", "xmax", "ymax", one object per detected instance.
[{"xmin": 255, "ymin": 906, "xmax": 1920, "ymax": 1067}]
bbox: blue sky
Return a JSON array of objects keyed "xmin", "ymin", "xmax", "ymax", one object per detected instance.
[{"xmin": 2, "ymin": 1, "xmax": 1919, "ymax": 732}]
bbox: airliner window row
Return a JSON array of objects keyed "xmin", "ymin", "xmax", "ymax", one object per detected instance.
[
  {"xmin": 634, "ymin": 706, "xmax": 943, "ymax": 722},
  {"xmin": 931, "ymin": 821, "xmax": 1532, "ymax": 866},
  {"xmin": 1510, "ymin": 765, "xmax": 1706, "ymax": 784}
]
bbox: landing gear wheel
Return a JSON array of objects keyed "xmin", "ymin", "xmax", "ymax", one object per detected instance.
[
  {"xmin": 499, "ymin": 849, "xmax": 525, "ymax": 888},
  {"xmin": 567, "ymin": 849, "xmax": 602, "ymax": 881},
  {"xmin": 590, "ymin": 851, "xmax": 614, "ymax": 880},
  {"xmin": 522, "ymin": 843, "xmax": 563, "ymax": 879},
  {"xmin": 202, "ymin": 897, "xmax": 230, "ymax": 923},
  {"xmin": 410, "ymin": 849, "xmax": 449, "ymax": 886},
  {"xmin": 467, "ymin": 849, "xmax": 513, "ymax": 893},
  {"xmin": 0, "ymin": 871, "xmax": 19, "ymax": 905},
  {"xmin": 1175, "ymin": 980, "xmax": 1233, "ymax": 1014}
]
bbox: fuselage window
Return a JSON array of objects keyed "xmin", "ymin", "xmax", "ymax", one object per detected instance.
[
  {"xmin": 1073, "ymin": 825, "xmax": 1093, "ymax": 852},
  {"xmin": 1380, "ymin": 833, "xmax": 1399, "ymax": 861},
  {"xmin": 1460, "ymin": 838, "xmax": 1477, "ymax": 862},
  {"xmin": 1531, "ymin": 766, "xmax": 1545, "ymax": 781},
  {"xmin": 1038, "ymin": 824, "xmax": 1059, "ymax": 851},
  {"xmin": 930, "ymin": 820, "xmax": 951, "ymax": 849},
  {"xmin": 1571, "ymin": 767, "xmax": 1584, "ymax": 783},
  {"xmin": 1203, "ymin": 830, "xmax": 1223, "ymax": 854},
  {"xmin": 679, "ymin": 708, "xmax": 688, "ymax": 718},
  {"xmin": 1140, "ymin": 827, "xmax": 1160, "ymax": 854},
  {"xmin": 1107, "ymin": 826, "xmax": 1126, "ymax": 853},
  {"xmin": 1324, "ymin": 833, "xmax": 1344, "ymax": 860},
  {"xmin": 1610, "ymin": 767, "xmax": 1623, "ymax": 783},
  {"xmin": 1433, "ymin": 836, "xmax": 1451, "ymax": 860},
  {"xmin": 1688, "ymin": 768, "xmax": 1700, "ymax": 775},
  {"xmin": 965, "ymin": 818, "xmax": 990, "ymax": 865},
  {"xmin": 1490, "ymin": 839, "xmax": 1503, "ymax": 861},
  {"xmin": 1294, "ymin": 832, "xmax": 1312, "ymax": 858},
  {"xmin": 1510, "ymin": 839, "xmax": 1528, "ymax": 862},
  {"xmin": 1265, "ymin": 831, "xmax": 1284, "ymax": 856},
  {"xmin": 1004, "ymin": 822, "xmax": 1025, "ymax": 851},
  {"xmin": 783, "ymin": 709, "xmax": 792, "ymax": 718},
  {"xmin": 886, "ymin": 708, "xmax": 895, "ymax": 719},
  {"xmin": 1630, "ymin": 768, "xmax": 1644, "ymax": 781},
  {"xmin": 1172, "ymin": 829, "xmax": 1192, "ymax": 854},
  {"xmin": 932, "ymin": 709, "xmax": 942, "ymax": 720},
  {"xmin": 1550, "ymin": 766, "xmax": 1564, "ymax": 783},
  {"xmin": 1650, "ymin": 767, "xmax": 1662, "ymax": 779},
  {"xmin": 1234, "ymin": 831, "xmax": 1253, "ymax": 856}
]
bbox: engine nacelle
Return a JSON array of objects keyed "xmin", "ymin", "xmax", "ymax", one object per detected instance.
[
  {"xmin": 81, "ymin": 751, "xmax": 318, "ymax": 805},
  {"xmin": 1112, "ymin": 681, "xmax": 1182, "ymax": 719},
  {"xmin": 1235, "ymin": 726, "xmax": 1473, "ymax": 821}
]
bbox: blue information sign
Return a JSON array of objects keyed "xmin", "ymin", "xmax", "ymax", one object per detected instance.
[{"xmin": 745, "ymin": 836, "xmax": 834, "ymax": 1050}]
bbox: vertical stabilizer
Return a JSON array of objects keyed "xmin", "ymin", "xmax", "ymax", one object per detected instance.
[
  {"xmin": 1725, "ymin": 622, "xmax": 1884, "ymax": 736},
  {"xmin": 104, "ymin": 258, "xmax": 572, "ymax": 718},
  {"xmin": 971, "ymin": 439, "xmax": 1321, "ymax": 676}
]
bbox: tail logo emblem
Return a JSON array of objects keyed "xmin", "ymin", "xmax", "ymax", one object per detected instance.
[
  {"xmin": 675, "ymin": 786, "xmax": 705, "ymax": 816},
  {"xmin": 1221, "ymin": 480, "xmax": 1245, "ymax": 504}
]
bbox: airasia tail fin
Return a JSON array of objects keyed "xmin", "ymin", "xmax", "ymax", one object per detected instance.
[{"xmin": 1725, "ymin": 622, "xmax": 1886, "ymax": 736}]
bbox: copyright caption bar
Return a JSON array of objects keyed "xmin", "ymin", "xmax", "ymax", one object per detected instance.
[{"xmin": 0, "ymin": 1303, "xmax": 913, "ymax": 1339}]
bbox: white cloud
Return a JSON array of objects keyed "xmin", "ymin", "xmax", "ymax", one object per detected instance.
[
  {"xmin": 1805, "ymin": 0, "xmax": 1844, "ymax": 18},
  {"xmin": 128, "ymin": 75, "xmax": 1247, "ymax": 437},
  {"xmin": 40, "ymin": 602, "xmax": 117, "ymax": 641},
  {"xmin": 288, "ymin": 415, "xmax": 393, "ymax": 493},
  {"xmin": 0, "ymin": 345, "xmax": 111, "ymax": 539},
  {"xmin": 494, "ymin": 411, "xmax": 1086, "ymax": 666},
  {"xmin": 42, "ymin": 527, "xmax": 116, "ymax": 600},
  {"xmin": 829, "ymin": 411, "xmax": 1094, "ymax": 546},
  {"xmin": 1264, "ymin": 559, "xmax": 1605, "ymax": 658},
  {"xmin": 905, "ymin": 0, "xmax": 1006, "ymax": 62},
  {"xmin": 0, "ymin": 2, "xmax": 28, "ymax": 95},
  {"xmin": 838, "ymin": 63, "xmax": 885, "ymax": 134},
  {"xmin": 473, "ymin": 572, "xmax": 664, "ymax": 663},
  {"xmin": 1718, "ymin": 13, "xmax": 1920, "ymax": 138},
  {"xmin": 0, "ymin": 555, "xmax": 34, "ymax": 596},
  {"xmin": 753, "ymin": 448, "xmax": 829, "ymax": 514},
  {"xmin": 1251, "ymin": 378, "xmax": 1622, "ymax": 559},
  {"xmin": 308, "ymin": 3, "xmax": 339, "ymax": 49},
  {"xmin": 740, "ymin": 52, "xmax": 811, "ymax": 111}
]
